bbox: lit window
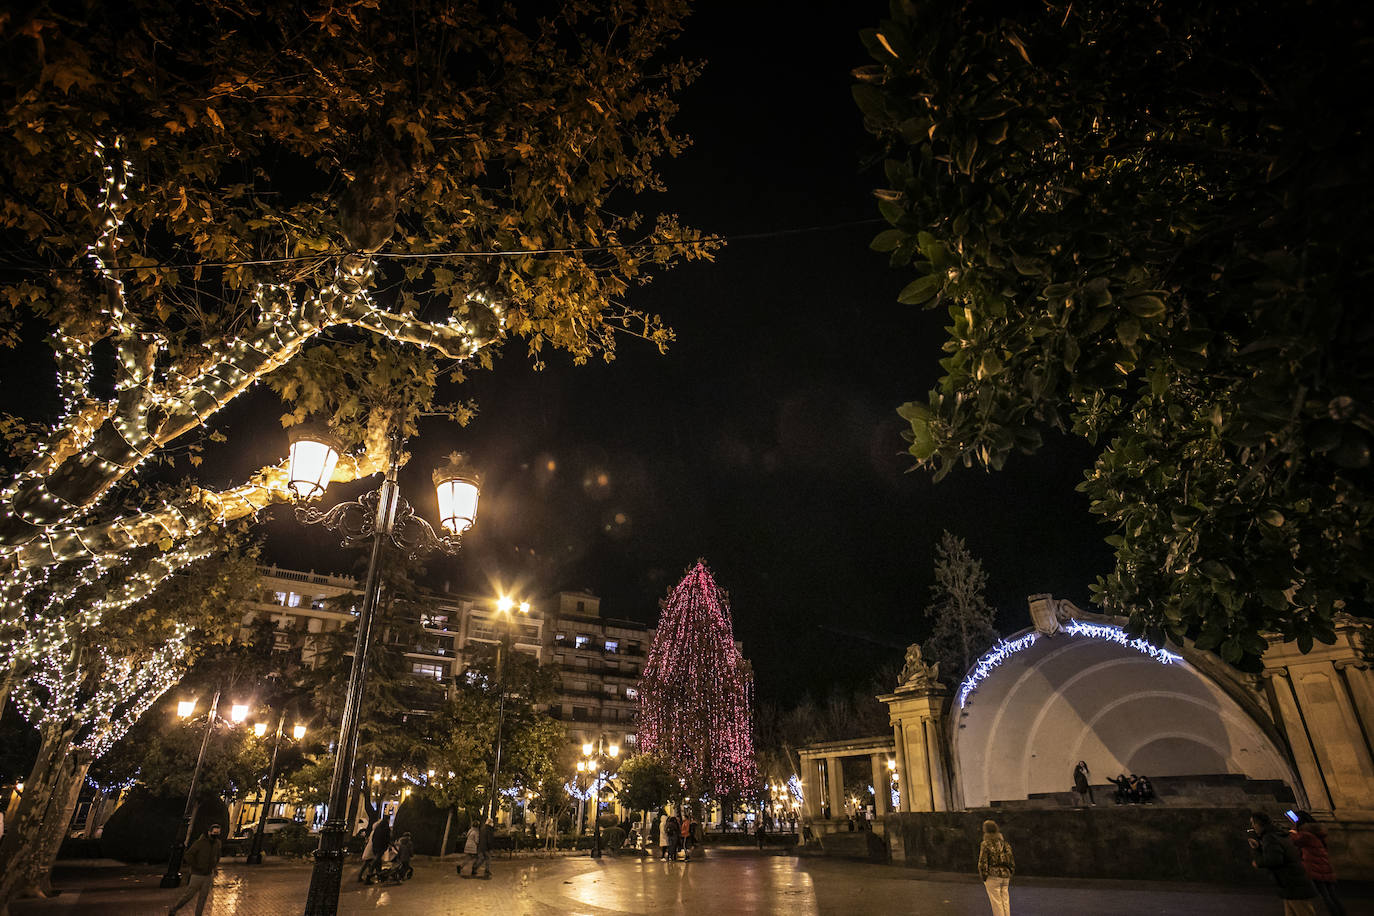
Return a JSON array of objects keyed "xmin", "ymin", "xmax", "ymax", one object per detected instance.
[
  {"xmin": 626, "ymin": 734, "xmax": 638, "ymax": 746},
  {"xmin": 574, "ymin": 635, "xmax": 590, "ymax": 648},
  {"xmin": 287, "ymin": 593, "xmax": 303, "ymax": 608},
  {"xmin": 604, "ymin": 640, "xmax": 619, "ymax": 653},
  {"xmin": 554, "ymin": 632, "xmax": 567, "ymax": 642},
  {"xmin": 412, "ymin": 662, "xmax": 446, "ymax": 680},
  {"xmin": 274, "ymin": 591, "xmax": 288, "ymax": 606},
  {"xmin": 625, "ymin": 687, "xmax": 639, "ymax": 700}
]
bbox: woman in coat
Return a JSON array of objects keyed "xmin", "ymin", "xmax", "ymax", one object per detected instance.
[
  {"xmin": 1072, "ymin": 761, "xmax": 1094, "ymax": 806},
  {"xmin": 977, "ymin": 819, "xmax": 1014, "ymax": 916},
  {"xmin": 1291, "ymin": 812, "xmax": 1344, "ymax": 915}
]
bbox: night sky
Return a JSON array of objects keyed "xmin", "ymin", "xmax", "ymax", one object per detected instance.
[{"xmin": 13, "ymin": 2, "xmax": 1113, "ymax": 704}]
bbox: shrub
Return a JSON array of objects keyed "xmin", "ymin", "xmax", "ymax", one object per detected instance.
[
  {"xmin": 100, "ymin": 791, "xmax": 229, "ymax": 863},
  {"xmin": 266, "ymin": 822, "xmax": 316, "ymax": 858},
  {"xmin": 602, "ymin": 826, "xmax": 625, "ymax": 851}
]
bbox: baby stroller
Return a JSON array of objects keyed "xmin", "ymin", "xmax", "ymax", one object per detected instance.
[{"xmin": 374, "ymin": 833, "xmax": 415, "ymax": 884}]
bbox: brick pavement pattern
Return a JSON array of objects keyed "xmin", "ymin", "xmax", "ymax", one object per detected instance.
[{"xmin": 12, "ymin": 852, "xmax": 1374, "ymax": 915}]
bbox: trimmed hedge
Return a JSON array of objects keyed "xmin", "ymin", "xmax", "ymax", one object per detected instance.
[{"xmin": 100, "ymin": 791, "xmax": 230, "ymax": 863}]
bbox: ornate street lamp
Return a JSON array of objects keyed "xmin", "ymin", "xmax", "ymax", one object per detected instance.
[
  {"xmin": 583, "ymin": 736, "xmax": 619, "ymax": 859},
  {"xmin": 486, "ymin": 595, "xmax": 530, "ymax": 823},
  {"xmin": 246, "ymin": 711, "xmax": 307, "ymax": 865},
  {"xmin": 295, "ymin": 427, "xmax": 479, "ymax": 916},
  {"xmin": 159, "ymin": 689, "xmax": 249, "ymax": 888}
]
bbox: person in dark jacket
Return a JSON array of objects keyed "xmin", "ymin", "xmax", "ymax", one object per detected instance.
[
  {"xmin": 1072, "ymin": 761, "xmax": 1094, "ymax": 806},
  {"xmin": 1249, "ymin": 811, "xmax": 1317, "ymax": 915},
  {"xmin": 474, "ymin": 818, "xmax": 494, "ymax": 877},
  {"xmin": 168, "ymin": 823, "xmax": 221, "ymax": 915},
  {"xmin": 358, "ymin": 817, "xmax": 392, "ymax": 883},
  {"xmin": 665, "ymin": 813, "xmax": 681, "ymax": 861},
  {"xmin": 1290, "ymin": 812, "xmax": 1344, "ymax": 916}
]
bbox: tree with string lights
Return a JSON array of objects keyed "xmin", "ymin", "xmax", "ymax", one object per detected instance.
[
  {"xmin": 0, "ymin": 1, "xmax": 709, "ymax": 907},
  {"xmin": 638, "ymin": 561, "xmax": 758, "ymax": 813}
]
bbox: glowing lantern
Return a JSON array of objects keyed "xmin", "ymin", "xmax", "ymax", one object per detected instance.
[
  {"xmin": 286, "ymin": 424, "xmax": 342, "ymax": 500},
  {"xmin": 433, "ymin": 452, "xmax": 480, "ymax": 535}
]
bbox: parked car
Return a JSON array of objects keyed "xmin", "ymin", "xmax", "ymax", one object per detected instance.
[{"xmin": 236, "ymin": 817, "xmax": 296, "ymax": 837}]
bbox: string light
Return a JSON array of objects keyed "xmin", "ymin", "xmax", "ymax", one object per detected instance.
[
  {"xmin": 638, "ymin": 561, "xmax": 757, "ymax": 799},
  {"xmin": 957, "ymin": 621, "xmax": 1184, "ymax": 708}
]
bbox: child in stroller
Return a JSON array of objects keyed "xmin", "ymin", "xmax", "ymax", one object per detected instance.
[{"xmin": 374, "ymin": 831, "xmax": 415, "ymax": 884}]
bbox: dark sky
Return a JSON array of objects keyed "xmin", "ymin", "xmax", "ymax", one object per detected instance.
[{"xmin": 74, "ymin": 1, "xmax": 1113, "ymax": 705}]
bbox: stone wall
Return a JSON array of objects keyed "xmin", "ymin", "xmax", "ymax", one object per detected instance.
[{"xmin": 883, "ymin": 807, "xmax": 1371, "ymax": 884}]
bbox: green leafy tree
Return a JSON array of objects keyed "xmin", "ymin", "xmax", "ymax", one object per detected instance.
[
  {"xmin": 857, "ymin": 0, "xmax": 1373, "ymax": 667},
  {"xmin": 615, "ymin": 754, "xmax": 677, "ymax": 818},
  {"xmin": 921, "ymin": 532, "xmax": 1000, "ymax": 681}
]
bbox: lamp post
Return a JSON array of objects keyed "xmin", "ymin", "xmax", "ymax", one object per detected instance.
[
  {"xmin": 485, "ymin": 595, "xmax": 529, "ymax": 824},
  {"xmin": 291, "ymin": 427, "xmax": 480, "ymax": 916},
  {"xmin": 159, "ymin": 687, "xmax": 244, "ymax": 888},
  {"xmin": 246, "ymin": 711, "xmax": 306, "ymax": 865},
  {"xmin": 582, "ymin": 736, "xmax": 619, "ymax": 859}
]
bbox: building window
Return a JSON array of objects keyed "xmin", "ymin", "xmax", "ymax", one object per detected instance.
[
  {"xmin": 604, "ymin": 639, "xmax": 619, "ymax": 653},
  {"xmin": 625, "ymin": 687, "xmax": 639, "ymax": 700},
  {"xmin": 576, "ymin": 601, "xmax": 586, "ymax": 613},
  {"xmin": 574, "ymin": 635, "xmax": 590, "ymax": 649},
  {"xmin": 412, "ymin": 662, "xmax": 446, "ymax": 681},
  {"xmin": 573, "ymin": 706, "xmax": 589, "ymax": 721},
  {"xmin": 626, "ymin": 733, "xmax": 638, "ymax": 747},
  {"xmin": 604, "ymin": 684, "xmax": 618, "ymax": 697},
  {"xmin": 274, "ymin": 591, "xmax": 289, "ymax": 606},
  {"xmin": 423, "ymin": 613, "xmax": 450, "ymax": 630},
  {"xmin": 554, "ymin": 632, "xmax": 567, "ymax": 643},
  {"xmin": 287, "ymin": 592, "xmax": 303, "ymax": 607}
]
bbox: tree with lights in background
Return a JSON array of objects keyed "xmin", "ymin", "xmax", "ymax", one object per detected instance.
[{"xmin": 638, "ymin": 561, "xmax": 758, "ymax": 819}]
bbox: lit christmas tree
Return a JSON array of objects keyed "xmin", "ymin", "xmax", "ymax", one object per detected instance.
[{"xmin": 638, "ymin": 560, "xmax": 757, "ymax": 800}]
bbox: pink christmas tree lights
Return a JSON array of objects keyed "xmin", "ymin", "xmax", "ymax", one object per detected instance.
[{"xmin": 638, "ymin": 560, "xmax": 758, "ymax": 799}]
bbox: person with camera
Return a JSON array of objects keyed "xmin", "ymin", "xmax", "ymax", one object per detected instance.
[{"xmin": 1248, "ymin": 811, "xmax": 1318, "ymax": 915}]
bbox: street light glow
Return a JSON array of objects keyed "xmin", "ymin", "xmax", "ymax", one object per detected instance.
[
  {"xmin": 254, "ymin": 722, "xmax": 268, "ymax": 737},
  {"xmin": 286, "ymin": 424, "xmax": 342, "ymax": 501},
  {"xmin": 230, "ymin": 704, "xmax": 249, "ymax": 724},
  {"xmin": 176, "ymin": 700, "xmax": 195, "ymax": 719},
  {"xmin": 433, "ymin": 452, "xmax": 480, "ymax": 535},
  {"xmin": 293, "ymin": 724, "xmax": 307, "ymax": 741}
]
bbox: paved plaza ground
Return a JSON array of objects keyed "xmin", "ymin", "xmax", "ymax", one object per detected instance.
[{"xmin": 12, "ymin": 850, "xmax": 1374, "ymax": 915}]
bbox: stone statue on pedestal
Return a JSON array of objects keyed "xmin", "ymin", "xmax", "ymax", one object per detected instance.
[{"xmin": 898, "ymin": 643, "xmax": 940, "ymax": 690}]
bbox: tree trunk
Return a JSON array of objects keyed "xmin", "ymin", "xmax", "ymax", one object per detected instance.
[
  {"xmin": 0, "ymin": 722, "xmax": 84, "ymax": 915},
  {"xmin": 438, "ymin": 808, "xmax": 453, "ymax": 859}
]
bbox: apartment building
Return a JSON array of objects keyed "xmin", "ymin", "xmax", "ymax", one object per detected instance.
[{"xmin": 545, "ymin": 590, "xmax": 655, "ymax": 755}]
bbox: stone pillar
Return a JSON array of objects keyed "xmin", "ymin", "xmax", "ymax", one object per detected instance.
[
  {"xmin": 826, "ymin": 756, "xmax": 846, "ymax": 819},
  {"xmin": 1264, "ymin": 619, "xmax": 1374, "ymax": 820},
  {"xmin": 892, "ymin": 723, "xmax": 910, "ymax": 812},
  {"xmin": 800, "ymin": 755, "xmax": 821, "ymax": 821},
  {"xmin": 870, "ymin": 754, "xmax": 888, "ymax": 816},
  {"xmin": 880, "ymin": 686, "xmax": 952, "ymax": 812}
]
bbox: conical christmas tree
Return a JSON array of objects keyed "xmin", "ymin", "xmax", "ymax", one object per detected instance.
[{"xmin": 638, "ymin": 560, "xmax": 757, "ymax": 800}]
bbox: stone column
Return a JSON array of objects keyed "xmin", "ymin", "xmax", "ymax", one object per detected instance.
[
  {"xmin": 826, "ymin": 756, "xmax": 846, "ymax": 819},
  {"xmin": 892, "ymin": 722, "xmax": 910, "ymax": 812},
  {"xmin": 870, "ymin": 754, "xmax": 889, "ymax": 816},
  {"xmin": 800, "ymin": 755, "xmax": 821, "ymax": 821},
  {"xmin": 1264, "ymin": 619, "xmax": 1374, "ymax": 820}
]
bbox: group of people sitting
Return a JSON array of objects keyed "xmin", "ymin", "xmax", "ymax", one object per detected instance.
[{"xmin": 1107, "ymin": 773, "xmax": 1156, "ymax": 805}]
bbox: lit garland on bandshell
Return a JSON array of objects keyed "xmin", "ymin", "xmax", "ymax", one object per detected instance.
[
  {"xmin": 957, "ymin": 621, "xmax": 1185, "ymax": 708},
  {"xmin": 638, "ymin": 561, "xmax": 757, "ymax": 799}
]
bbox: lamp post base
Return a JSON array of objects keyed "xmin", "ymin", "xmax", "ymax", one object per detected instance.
[
  {"xmin": 158, "ymin": 841, "xmax": 186, "ymax": 888},
  {"xmin": 303, "ymin": 821, "xmax": 349, "ymax": 916}
]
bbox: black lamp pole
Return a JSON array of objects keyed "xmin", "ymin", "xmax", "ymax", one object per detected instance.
[
  {"xmin": 246, "ymin": 710, "xmax": 289, "ymax": 865},
  {"xmin": 300, "ymin": 440, "xmax": 467, "ymax": 916},
  {"xmin": 159, "ymin": 686, "xmax": 221, "ymax": 888}
]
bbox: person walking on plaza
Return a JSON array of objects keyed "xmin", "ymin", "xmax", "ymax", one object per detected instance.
[
  {"xmin": 1072, "ymin": 761, "xmax": 1094, "ymax": 806},
  {"xmin": 1289, "ymin": 812, "xmax": 1343, "ymax": 915},
  {"xmin": 167, "ymin": 823, "xmax": 222, "ymax": 916},
  {"xmin": 460, "ymin": 821, "xmax": 481, "ymax": 876},
  {"xmin": 474, "ymin": 817, "xmax": 494, "ymax": 878},
  {"xmin": 1249, "ymin": 811, "xmax": 1318, "ymax": 915},
  {"xmin": 358, "ymin": 816, "xmax": 391, "ymax": 883},
  {"xmin": 977, "ymin": 819, "xmax": 1014, "ymax": 916}
]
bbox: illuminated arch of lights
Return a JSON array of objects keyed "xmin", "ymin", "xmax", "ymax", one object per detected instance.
[{"xmin": 957, "ymin": 621, "xmax": 1184, "ymax": 709}]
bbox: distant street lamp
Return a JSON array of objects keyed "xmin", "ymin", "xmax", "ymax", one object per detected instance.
[
  {"xmin": 486, "ymin": 595, "xmax": 530, "ymax": 822},
  {"xmin": 245, "ymin": 710, "xmax": 307, "ymax": 865},
  {"xmin": 291, "ymin": 427, "xmax": 480, "ymax": 916},
  {"xmin": 583, "ymin": 736, "xmax": 619, "ymax": 859},
  {"xmin": 159, "ymin": 688, "xmax": 247, "ymax": 888}
]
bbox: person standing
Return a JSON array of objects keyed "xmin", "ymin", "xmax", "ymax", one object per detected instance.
[
  {"xmin": 358, "ymin": 817, "xmax": 391, "ymax": 883},
  {"xmin": 665, "ymin": 811, "xmax": 681, "ymax": 862},
  {"xmin": 1072, "ymin": 761, "xmax": 1094, "ymax": 807},
  {"xmin": 1249, "ymin": 811, "xmax": 1318, "ymax": 915},
  {"xmin": 1288, "ymin": 812, "xmax": 1343, "ymax": 915},
  {"xmin": 977, "ymin": 819, "xmax": 1014, "ymax": 916},
  {"xmin": 680, "ymin": 811, "xmax": 695, "ymax": 862},
  {"xmin": 167, "ymin": 823, "xmax": 222, "ymax": 916}
]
